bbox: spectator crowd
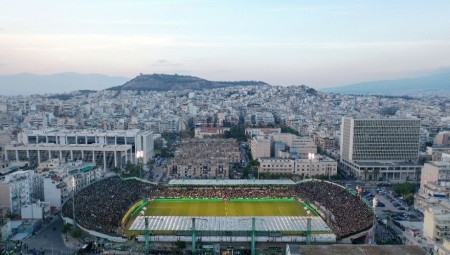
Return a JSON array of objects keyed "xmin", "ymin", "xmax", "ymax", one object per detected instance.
[
  {"xmin": 294, "ymin": 180, "xmax": 373, "ymax": 239},
  {"xmin": 62, "ymin": 177, "xmax": 373, "ymax": 239}
]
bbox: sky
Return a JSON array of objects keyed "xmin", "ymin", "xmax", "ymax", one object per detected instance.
[{"xmin": 1, "ymin": 0, "xmax": 450, "ymax": 88}]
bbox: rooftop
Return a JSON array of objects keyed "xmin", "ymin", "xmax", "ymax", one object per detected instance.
[{"xmin": 168, "ymin": 179, "xmax": 296, "ymax": 186}]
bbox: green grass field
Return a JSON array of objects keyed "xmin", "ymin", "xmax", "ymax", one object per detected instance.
[{"xmin": 142, "ymin": 199, "xmax": 309, "ymax": 217}]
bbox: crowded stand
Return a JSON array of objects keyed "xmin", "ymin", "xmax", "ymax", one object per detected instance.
[
  {"xmin": 62, "ymin": 176, "xmax": 163, "ymax": 235},
  {"xmin": 294, "ymin": 180, "xmax": 373, "ymax": 239},
  {"xmin": 62, "ymin": 177, "xmax": 372, "ymax": 239}
]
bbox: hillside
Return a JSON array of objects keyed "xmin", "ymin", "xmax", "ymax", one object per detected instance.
[
  {"xmin": 321, "ymin": 70, "xmax": 450, "ymax": 96},
  {"xmin": 108, "ymin": 74, "xmax": 269, "ymax": 91}
]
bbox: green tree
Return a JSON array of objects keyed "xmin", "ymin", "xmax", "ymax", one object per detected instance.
[
  {"xmin": 62, "ymin": 223, "xmax": 72, "ymax": 240},
  {"xmin": 71, "ymin": 228, "xmax": 82, "ymax": 238},
  {"xmin": 175, "ymin": 240, "xmax": 186, "ymax": 250}
]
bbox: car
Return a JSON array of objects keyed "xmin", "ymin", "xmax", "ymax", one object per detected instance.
[
  {"xmin": 398, "ymin": 206, "xmax": 406, "ymax": 210},
  {"xmin": 377, "ymin": 202, "xmax": 385, "ymax": 207}
]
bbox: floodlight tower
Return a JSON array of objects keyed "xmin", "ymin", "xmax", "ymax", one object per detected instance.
[
  {"xmin": 189, "ymin": 217, "xmax": 207, "ymax": 255},
  {"xmin": 372, "ymin": 196, "xmax": 378, "ymax": 244},
  {"xmin": 71, "ymin": 176, "xmax": 76, "ymax": 229},
  {"xmin": 140, "ymin": 211, "xmax": 162, "ymax": 255},
  {"xmin": 239, "ymin": 217, "xmax": 263, "ymax": 255},
  {"xmin": 136, "ymin": 150, "xmax": 144, "ymax": 178},
  {"xmin": 299, "ymin": 207, "xmax": 312, "ymax": 245}
]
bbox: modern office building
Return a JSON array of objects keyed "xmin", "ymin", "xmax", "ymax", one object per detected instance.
[
  {"xmin": 340, "ymin": 117, "xmax": 421, "ymax": 181},
  {"xmin": 16, "ymin": 128, "xmax": 154, "ymax": 163}
]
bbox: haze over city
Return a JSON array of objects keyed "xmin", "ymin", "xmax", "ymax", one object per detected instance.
[{"xmin": 1, "ymin": 0, "xmax": 450, "ymax": 93}]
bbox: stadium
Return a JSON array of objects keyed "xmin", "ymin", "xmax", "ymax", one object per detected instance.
[{"xmin": 61, "ymin": 177, "xmax": 374, "ymax": 252}]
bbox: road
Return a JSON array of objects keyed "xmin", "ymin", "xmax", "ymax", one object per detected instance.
[{"xmin": 24, "ymin": 215, "xmax": 77, "ymax": 255}]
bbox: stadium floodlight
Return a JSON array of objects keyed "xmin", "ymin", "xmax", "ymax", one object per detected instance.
[
  {"xmin": 239, "ymin": 218, "xmax": 264, "ymax": 255},
  {"xmin": 139, "ymin": 215, "xmax": 162, "ymax": 255},
  {"xmin": 136, "ymin": 150, "xmax": 144, "ymax": 178},
  {"xmin": 71, "ymin": 176, "xmax": 76, "ymax": 230},
  {"xmin": 292, "ymin": 211, "xmax": 312, "ymax": 245},
  {"xmin": 184, "ymin": 217, "xmax": 207, "ymax": 255},
  {"xmin": 372, "ymin": 196, "xmax": 378, "ymax": 244}
]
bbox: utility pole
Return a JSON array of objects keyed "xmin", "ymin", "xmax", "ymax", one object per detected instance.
[
  {"xmin": 189, "ymin": 217, "xmax": 207, "ymax": 255},
  {"xmin": 145, "ymin": 217, "xmax": 150, "ymax": 255}
]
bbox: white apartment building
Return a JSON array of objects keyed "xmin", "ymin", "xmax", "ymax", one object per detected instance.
[
  {"xmin": 340, "ymin": 117, "xmax": 421, "ymax": 182},
  {"xmin": 415, "ymin": 161, "xmax": 450, "ymax": 213},
  {"xmin": 21, "ymin": 200, "xmax": 50, "ymax": 221},
  {"xmin": 16, "ymin": 128, "xmax": 154, "ymax": 163},
  {"xmin": 0, "ymin": 170, "xmax": 41, "ymax": 214},
  {"xmin": 42, "ymin": 161, "xmax": 102, "ymax": 210},
  {"xmin": 258, "ymin": 154, "xmax": 337, "ymax": 177}
]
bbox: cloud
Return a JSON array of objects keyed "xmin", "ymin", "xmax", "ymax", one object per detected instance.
[{"xmin": 152, "ymin": 59, "xmax": 182, "ymax": 67}]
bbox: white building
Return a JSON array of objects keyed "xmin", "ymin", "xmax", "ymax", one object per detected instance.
[
  {"xmin": 0, "ymin": 170, "xmax": 42, "ymax": 214},
  {"xmin": 272, "ymin": 133, "xmax": 317, "ymax": 156},
  {"xmin": 340, "ymin": 117, "xmax": 421, "ymax": 181},
  {"xmin": 42, "ymin": 161, "xmax": 102, "ymax": 210},
  {"xmin": 16, "ymin": 128, "xmax": 154, "ymax": 163},
  {"xmin": 21, "ymin": 200, "xmax": 50, "ymax": 221},
  {"xmin": 258, "ymin": 154, "xmax": 337, "ymax": 178}
]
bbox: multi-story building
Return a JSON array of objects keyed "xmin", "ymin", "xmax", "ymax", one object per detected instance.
[
  {"xmin": 272, "ymin": 133, "xmax": 317, "ymax": 157},
  {"xmin": 435, "ymin": 131, "xmax": 450, "ymax": 146},
  {"xmin": 16, "ymin": 128, "xmax": 154, "ymax": 163},
  {"xmin": 424, "ymin": 205, "xmax": 450, "ymax": 242},
  {"xmin": 250, "ymin": 136, "xmax": 272, "ymax": 159},
  {"xmin": 42, "ymin": 161, "xmax": 102, "ymax": 210},
  {"xmin": 245, "ymin": 128, "xmax": 281, "ymax": 137},
  {"xmin": 0, "ymin": 170, "xmax": 42, "ymax": 214},
  {"xmin": 167, "ymin": 139, "xmax": 239, "ymax": 179},
  {"xmin": 258, "ymin": 154, "xmax": 337, "ymax": 178},
  {"xmin": 194, "ymin": 127, "xmax": 230, "ymax": 138},
  {"xmin": 340, "ymin": 117, "xmax": 421, "ymax": 181}
]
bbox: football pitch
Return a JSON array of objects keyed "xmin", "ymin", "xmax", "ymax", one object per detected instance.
[{"xmin": 142, "ymin": 199, "xmax": 310, "ymax": 217}]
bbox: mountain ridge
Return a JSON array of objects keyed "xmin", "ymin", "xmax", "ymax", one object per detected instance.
[{"xmin": 321, "ymin": 70, "xmax": 450, "ymax": 96}]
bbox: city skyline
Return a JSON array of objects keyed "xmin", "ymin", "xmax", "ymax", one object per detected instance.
[{"xmin": 1, "ymin": 0, "xmax": 450, "ymax": 92}]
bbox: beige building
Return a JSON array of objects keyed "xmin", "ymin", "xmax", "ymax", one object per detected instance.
[
  {"xmin": 272, "ymin": 133, "xmax": 317, "ymax": 156},
  {"xmin": 434, "ymin": 131, "xmax": 450, "ymax": 146},
  {"xmin": 195, "ymin": 127, "xmax": 230, "ymax": 138},
  {"xmin": 258, "ymin": 154, "xmax": 337, "ymax": 178},
  {"xmin": 245, "ymin": 128, "xmax": 281, "ymax": 137},
  {"xmin": 424, "ymin": 206, "xmax": 450, "ymax": 241},
  {"xmin": 37, "ymin": 158, "xmax": 62, "ymax": 173},
  {"xmin": 250, "ymin": 136, "xmax": 271, "ymax": 159},
  {"xmin": 167, "ymin": 138, "xmax": 239, "ymax": 179},
  {"xmin": 420, "ymin": 161, "xmax": 450, "ymax": 188}
]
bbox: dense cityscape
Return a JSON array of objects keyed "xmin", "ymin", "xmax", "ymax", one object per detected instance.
[{"xmin": 0, "ymin": 81, "xmax": 448, "ymax": 254}]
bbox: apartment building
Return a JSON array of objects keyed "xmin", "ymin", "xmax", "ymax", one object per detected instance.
[
  {"xmin": 250, "ymin": 136, "xmax": 272, "ymax": 159},
  {"xmin": 167, "ymin": 138, "xmax": 239, "ymax": 179},
  {"xmin": 0, "ymin": 170, "xmax": 42, "ymax": 214}
]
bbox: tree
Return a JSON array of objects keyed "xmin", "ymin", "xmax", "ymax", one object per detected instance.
[
  {"xmin": 175, "ymin": 240, "xmax": 186, "ymax": 250},
  {"xmin": 62, "ymin": 223, "xmax": 72, "ymax": 240},
  {"xmin": 71, "ymin": 228, "xmax": 82, "ymax": 238}
]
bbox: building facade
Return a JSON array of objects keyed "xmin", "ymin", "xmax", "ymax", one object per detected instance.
[{"xmin": 340, "ymin": 117, "xmax": 421, "ymax": 182}]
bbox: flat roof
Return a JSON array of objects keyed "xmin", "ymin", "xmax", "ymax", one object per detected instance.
[
  {"xmin": 298, "ymin": 245, "xmax": 426, "ymax": 255},
  {"xmin": 6, "ymin": 143, "xmax": 132, "ymax": 151},
  {"xmin": 130, "ymin": 216, "xmax": 332, "ymax": 233},
  {"xmin": 353, "ymin": 161, "xmax": 421, "ymax": 167},
  {"xmin": 168, "ymin": 179, "xmax": 296, "ymax": 186}
]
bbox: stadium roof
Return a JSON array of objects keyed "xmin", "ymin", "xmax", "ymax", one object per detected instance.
[
  {"xmin": 130, "ymin": 216, "xmax": 331, "ymax": 233},
  {"xmin": 296, "ymin": 245, "xmax": 426, "ymax": 255},
  {"xmin": 168, "ymin": 179, "xmax": 296, "ymax": 186}
]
